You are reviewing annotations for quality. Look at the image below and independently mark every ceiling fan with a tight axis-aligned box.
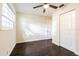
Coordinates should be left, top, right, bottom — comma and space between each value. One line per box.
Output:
33, 3, 64, 13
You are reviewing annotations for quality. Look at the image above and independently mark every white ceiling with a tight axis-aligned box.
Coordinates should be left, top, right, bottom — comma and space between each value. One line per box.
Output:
13, 3, 66, 16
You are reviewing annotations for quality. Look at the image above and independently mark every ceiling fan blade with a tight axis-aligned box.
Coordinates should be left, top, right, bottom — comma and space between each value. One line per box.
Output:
33, 5, 43, 9
43, 3, 48, 5
49, 5, 58, 9
43, 9, 46, 13
59, 4, 64, 8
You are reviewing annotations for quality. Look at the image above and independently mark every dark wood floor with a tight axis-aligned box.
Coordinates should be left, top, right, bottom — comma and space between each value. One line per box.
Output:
10, 39, 77, 56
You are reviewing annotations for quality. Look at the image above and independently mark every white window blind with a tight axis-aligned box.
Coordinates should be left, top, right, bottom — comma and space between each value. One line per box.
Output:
1, 3, 15, 30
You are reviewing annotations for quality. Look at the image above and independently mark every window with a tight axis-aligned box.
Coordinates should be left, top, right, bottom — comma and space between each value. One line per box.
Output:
1, 3, 15, 30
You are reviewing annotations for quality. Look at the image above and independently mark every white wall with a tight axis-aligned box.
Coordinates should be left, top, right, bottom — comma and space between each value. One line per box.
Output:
0, 3, 16, 56
16, 13, 52, 43
52, 3, 79, 55
52, 13, 59, 45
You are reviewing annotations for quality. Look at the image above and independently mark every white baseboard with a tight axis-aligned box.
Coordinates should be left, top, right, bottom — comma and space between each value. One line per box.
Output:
74, 51, 79, 56
8, 43, 16, 56
16, 38, 51, 44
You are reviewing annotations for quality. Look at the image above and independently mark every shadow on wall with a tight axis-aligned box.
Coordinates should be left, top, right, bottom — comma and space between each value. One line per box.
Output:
21, 21, 51, 40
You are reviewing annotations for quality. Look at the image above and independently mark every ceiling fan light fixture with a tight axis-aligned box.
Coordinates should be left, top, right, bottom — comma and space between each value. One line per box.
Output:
43, 4, 49, 9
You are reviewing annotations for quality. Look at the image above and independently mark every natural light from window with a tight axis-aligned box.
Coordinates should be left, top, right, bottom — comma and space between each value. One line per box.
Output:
1, 3, 15, 30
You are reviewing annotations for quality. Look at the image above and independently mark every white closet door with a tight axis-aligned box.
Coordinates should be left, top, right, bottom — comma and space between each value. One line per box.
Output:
60, 10, 76, 52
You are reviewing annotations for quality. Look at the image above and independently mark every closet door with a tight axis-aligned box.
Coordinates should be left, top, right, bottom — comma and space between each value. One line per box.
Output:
60, 10, 76, 52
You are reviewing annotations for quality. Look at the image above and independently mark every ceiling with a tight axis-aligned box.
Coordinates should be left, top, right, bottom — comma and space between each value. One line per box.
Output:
13, 3, 66, 16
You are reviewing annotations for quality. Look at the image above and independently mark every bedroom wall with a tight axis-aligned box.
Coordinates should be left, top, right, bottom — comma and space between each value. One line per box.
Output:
16, 13, 52, 43
0, 3, 16, 56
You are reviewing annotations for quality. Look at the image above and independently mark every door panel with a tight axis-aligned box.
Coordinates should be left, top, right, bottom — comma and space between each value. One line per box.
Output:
60, 10, 76, 52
